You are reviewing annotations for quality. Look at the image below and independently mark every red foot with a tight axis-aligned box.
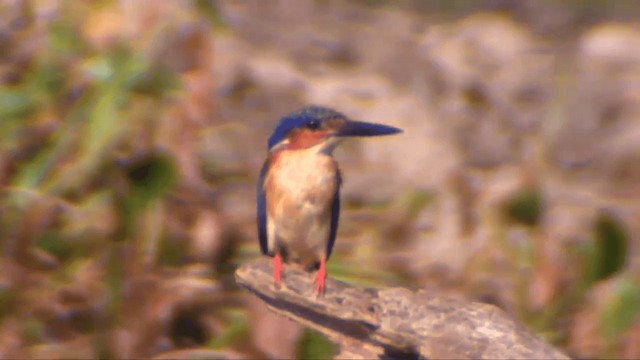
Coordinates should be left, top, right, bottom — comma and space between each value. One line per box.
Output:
314, 257, 327, 296
273, 252, 282, 287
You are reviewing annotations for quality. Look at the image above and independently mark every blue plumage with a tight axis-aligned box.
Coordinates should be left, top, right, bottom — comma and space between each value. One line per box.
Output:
268, 106, 344, 150
257, 160, 269, 255
326, 171, 341, 260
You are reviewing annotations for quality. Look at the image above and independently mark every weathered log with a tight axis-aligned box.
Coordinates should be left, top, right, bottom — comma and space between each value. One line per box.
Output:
235, 258, 569, 359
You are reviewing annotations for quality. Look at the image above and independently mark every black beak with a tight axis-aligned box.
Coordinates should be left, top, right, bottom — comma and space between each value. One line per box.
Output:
337, 120, 402, 137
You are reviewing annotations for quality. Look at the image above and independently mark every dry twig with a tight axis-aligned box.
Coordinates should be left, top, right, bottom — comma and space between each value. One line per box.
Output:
235, 258, 569, 359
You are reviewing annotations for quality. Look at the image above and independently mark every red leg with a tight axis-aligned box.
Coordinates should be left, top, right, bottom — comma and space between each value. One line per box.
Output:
273, 252, 282, 287
314, 256, 327, 295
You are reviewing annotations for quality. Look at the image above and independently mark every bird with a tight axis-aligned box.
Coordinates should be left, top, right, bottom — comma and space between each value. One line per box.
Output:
256, 106, 402, 295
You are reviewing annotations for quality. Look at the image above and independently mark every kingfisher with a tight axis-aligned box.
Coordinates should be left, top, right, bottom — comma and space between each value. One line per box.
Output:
256, 106, 402, 295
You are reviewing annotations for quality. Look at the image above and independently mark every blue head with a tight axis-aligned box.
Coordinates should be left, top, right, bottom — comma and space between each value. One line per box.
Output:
267, 106, 402, 151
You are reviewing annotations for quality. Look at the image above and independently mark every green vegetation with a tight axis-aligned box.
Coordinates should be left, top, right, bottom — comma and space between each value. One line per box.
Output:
504, 187, 543, 226
297, 329, 337, 359
593, 214, 628, 281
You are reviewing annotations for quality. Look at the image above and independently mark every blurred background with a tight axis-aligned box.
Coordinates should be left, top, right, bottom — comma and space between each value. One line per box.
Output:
1, 0, 640, 358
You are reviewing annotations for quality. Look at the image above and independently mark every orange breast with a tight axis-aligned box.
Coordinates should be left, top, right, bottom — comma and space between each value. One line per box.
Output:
263, 146, 339, 266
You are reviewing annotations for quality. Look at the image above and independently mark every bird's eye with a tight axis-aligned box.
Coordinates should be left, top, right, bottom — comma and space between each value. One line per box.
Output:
306, 120, 320, 130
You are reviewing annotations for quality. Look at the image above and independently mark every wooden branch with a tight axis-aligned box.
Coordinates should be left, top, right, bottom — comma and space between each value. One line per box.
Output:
235, 258, 569, 359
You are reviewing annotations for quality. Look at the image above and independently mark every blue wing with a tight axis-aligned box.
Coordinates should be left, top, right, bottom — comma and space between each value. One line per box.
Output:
325, 170, 342, 260
257, 160, 270, 255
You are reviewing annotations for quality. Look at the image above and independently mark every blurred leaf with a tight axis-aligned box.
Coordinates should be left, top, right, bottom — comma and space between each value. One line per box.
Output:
0, 87, 35, 121
23, 318, 45, 344
0, 286, 13, 319
126, 152, 178, 209
327, 257, 396, 288
9, 84, 94, 189
504, 188, 543, 226
62, 190, 114, 239
574, 240, 597, 284
35, 231, 73, 262
406, 189, 435, 219
42, 47, 149, 195
83, 57, 114, 82
158, 235, 188, 266
51, 258, 92, 285
47, 9, 89, 57
296, 329, 336, 360
27, 60, 68, 102
105, 244, 126, 327
513, 230, 535, 267
130, 65, 180, 98
12, 143, 59, 189
592, 214, 628, 281
83, 79, 126, 159
600, 276, 640, 339
195, 0, 227, 28
95, 333, 114, 360
207, 309, 250, 349
352, 0, 389, 8
117, 152, 177, 263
